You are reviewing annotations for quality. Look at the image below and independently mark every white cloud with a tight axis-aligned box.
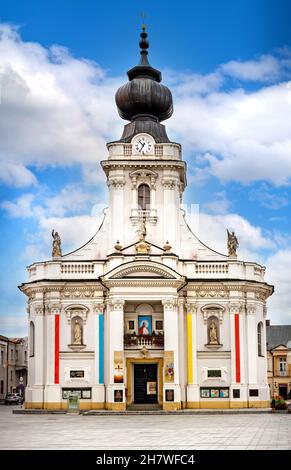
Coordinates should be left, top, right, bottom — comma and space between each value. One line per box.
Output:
169, 81, 291, 185
196, 211, 274, 262
1, 193, 36, 217
0, 23, 122, 187
203, 191, 231, 214
221, 55, 282, 82
266, 249, 291, 324
0, 162, 37, 187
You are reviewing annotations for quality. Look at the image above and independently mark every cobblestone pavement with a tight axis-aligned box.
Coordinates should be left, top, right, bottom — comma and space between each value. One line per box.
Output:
0, 406, 290, 450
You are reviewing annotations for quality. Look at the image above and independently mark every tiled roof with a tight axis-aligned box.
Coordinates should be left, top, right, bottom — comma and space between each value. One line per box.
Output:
266, 325, 291, 350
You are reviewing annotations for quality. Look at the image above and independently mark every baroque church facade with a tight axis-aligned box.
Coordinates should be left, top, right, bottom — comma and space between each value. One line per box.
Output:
20, 28, 273, 410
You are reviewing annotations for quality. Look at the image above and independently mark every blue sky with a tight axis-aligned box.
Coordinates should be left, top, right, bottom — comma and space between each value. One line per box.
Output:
0, 0, 291, 336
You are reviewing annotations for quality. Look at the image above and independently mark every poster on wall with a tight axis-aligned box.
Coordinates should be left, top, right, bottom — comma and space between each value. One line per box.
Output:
114, 351, 124, 383
138, 315, 152, 335
164, 351, 174, 383
147, 381, 157, 395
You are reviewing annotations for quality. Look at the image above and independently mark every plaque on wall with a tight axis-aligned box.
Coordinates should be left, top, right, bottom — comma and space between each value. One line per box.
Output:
114, 389, 123, 402
165, 389, 174, 402
70, 370, 85, 378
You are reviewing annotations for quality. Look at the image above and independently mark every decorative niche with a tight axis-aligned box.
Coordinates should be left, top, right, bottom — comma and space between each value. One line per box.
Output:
201, 305, 224, 350
65, 305, 88, 350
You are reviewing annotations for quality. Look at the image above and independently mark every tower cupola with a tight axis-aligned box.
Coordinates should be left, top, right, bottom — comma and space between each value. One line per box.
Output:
115, 25, 173, 142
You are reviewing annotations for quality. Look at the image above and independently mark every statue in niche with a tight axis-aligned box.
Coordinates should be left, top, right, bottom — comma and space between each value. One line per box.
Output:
52, 229, 62, 257
73, 319, 82, 345
209, 319, 218, 345
227, 229, 239, 257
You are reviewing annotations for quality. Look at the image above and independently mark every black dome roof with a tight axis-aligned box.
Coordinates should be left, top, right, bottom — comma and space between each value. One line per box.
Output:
114, 26, 173, 142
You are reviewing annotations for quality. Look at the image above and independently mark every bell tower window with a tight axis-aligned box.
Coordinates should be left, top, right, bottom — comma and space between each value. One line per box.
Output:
138, 184, 150, 211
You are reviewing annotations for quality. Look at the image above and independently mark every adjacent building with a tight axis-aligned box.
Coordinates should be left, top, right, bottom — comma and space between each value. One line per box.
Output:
20, 27, 273, 410
267, 323, 291, 399
0, 335, 28, 399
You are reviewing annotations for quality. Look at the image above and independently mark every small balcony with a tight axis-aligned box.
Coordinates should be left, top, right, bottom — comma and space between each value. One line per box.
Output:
124, 333, 164, 350
275, 370, 289, 377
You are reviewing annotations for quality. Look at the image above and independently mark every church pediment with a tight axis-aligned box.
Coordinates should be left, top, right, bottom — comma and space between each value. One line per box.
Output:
101, 260, 185, 286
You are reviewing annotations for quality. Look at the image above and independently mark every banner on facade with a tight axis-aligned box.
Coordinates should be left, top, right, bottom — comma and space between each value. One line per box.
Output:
114, 351, 124, 383
164, 351, 174, 383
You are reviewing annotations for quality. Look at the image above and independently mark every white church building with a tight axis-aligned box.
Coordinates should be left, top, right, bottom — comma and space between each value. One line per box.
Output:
20, 27, 273, 411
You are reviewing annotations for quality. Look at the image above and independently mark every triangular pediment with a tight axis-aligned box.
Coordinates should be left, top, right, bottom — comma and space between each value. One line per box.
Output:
271, 344, 289, 351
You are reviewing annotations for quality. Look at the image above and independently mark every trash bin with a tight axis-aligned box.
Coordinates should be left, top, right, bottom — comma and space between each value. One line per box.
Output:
67, 392, 80, 413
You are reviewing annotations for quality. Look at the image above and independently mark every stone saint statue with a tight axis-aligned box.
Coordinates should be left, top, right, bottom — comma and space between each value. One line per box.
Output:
52, 229, 62, 257
227, 229, 239, 258
209, 319, 218, 344
73, 320, 82, 345
138, 217, 147, 241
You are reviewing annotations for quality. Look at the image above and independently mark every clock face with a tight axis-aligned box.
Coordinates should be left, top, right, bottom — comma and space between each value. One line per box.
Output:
134, 137, 152, 154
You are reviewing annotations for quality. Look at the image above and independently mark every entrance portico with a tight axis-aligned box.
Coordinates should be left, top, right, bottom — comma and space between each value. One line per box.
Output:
100, 258, 186, 410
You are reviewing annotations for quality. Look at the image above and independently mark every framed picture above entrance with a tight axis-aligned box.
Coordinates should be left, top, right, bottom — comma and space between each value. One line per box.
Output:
138, 315, 152, 335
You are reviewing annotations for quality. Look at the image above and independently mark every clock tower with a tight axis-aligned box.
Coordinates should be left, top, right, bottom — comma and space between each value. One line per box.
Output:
102, 25, 186, 253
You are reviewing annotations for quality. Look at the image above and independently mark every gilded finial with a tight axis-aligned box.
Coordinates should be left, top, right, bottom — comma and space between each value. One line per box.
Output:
141, 12, 146, 31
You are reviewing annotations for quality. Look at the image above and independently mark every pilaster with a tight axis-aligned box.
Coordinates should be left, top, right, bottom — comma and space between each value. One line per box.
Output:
162, 298, 181, 410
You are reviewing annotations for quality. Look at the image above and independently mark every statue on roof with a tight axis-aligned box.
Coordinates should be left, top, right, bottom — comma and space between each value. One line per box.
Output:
227, 229, 239, 258
52, 229, 62, 258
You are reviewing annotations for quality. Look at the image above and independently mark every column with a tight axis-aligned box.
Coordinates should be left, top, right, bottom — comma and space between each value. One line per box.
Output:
131, 176, 138, 219
44, 303, 61, 409
162, 178, 179, 251
92, 302, 105, 408
178, 298, 186, 407
108, 175, 125, 247
229, 302, 248, 408
25, 302, 45, 409
149, 177, 157, 220
186, 302, 200, 408
106, 298, 125, 411
163, 298, 181, 410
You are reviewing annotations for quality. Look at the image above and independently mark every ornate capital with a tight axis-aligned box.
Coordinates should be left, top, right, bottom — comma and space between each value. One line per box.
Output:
162, 178, 176, 190
34, 305, 44, 316
107, 177, 125, 189
246, 303, 256, 315
228, 302, 243, 315
93, 302, 104, 314
186, 302, 198, 314
46, 304, 61, 316
162, 299, 178, 311
109, 299, 125, 311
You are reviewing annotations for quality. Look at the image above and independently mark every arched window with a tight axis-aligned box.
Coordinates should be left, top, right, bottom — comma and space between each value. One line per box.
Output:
257, 322, 263, 356
138, 184, 150, 211
29, 321, 35, 357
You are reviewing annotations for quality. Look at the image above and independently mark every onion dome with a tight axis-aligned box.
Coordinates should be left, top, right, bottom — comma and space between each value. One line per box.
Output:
115, 25, 173, 143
